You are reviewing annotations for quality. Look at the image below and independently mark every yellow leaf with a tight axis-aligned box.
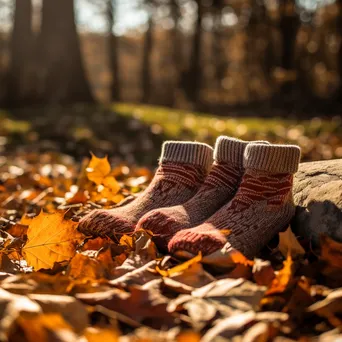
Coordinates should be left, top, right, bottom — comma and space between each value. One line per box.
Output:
156, 252, 202, 277
16, 313, 75, 342
200, 244, 254, 269
219, 229, 231, 236
278, 226, 305, 258
103, 176, 121, 194
86, 153, 111, 185
20, 214, 33, 226
266, 254, 294, 295
177, 332, 201, 342
93, 187, 123, 204
119, 234, 134, 249
22, 211, 84, 270
83, 327, 119, 342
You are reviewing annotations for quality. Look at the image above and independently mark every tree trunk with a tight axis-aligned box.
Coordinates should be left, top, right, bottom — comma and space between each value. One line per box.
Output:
279, 0, 300, 95
141, 9, 153, 103
7, 0, 34, 107
169, 0, 181, 106
38, 0, 94, 104
338, 0, 342, 101
108, 0, 120, 101
212, 12, 223, 89
182, 0, 203, 103
292, 159, 342, 246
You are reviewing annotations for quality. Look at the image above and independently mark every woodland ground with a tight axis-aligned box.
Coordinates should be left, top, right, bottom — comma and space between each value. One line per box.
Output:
0, 105, 342, 341
1, 104, 342, 164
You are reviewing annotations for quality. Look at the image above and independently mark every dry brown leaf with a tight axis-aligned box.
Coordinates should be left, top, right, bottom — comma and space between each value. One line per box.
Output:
191, 278, 245, 298
278, 226, 305, 258
201, 311, 256, 342
169, 262, 215, 289
225, 263, 253, 280
110, 259, 158, 286
0, 288, 42, 340
67, 248, 115, 280
162, 277, 194, 294
320, 234, 342, 269
183, 298, 217, 329
77, 284, 173, 327
7, 223, 28, 238
308, 288, 342, 328
242, 322, 273, 342
82, 236, 114, 251
66, 252, 107, 280
28, 293, 88, 333
13, 313, 77, 342
22, 211, 84, 270
0, 253, 20, 273
253, 259, 275, 286
201, 244, 254, 269
283, 277, 313, 315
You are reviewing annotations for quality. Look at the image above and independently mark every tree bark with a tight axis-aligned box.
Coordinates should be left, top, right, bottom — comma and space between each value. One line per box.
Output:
7, 0, 34, 107
338, 0, 342, 100
169, 0, 181, 106
38, 0, 94, 104
279, 0, 300, 94
108, 0, 120, 101
292, 159, 342, 246
279, 0, 300, 71
141, 8, 154, 103
182, 0, 203, 103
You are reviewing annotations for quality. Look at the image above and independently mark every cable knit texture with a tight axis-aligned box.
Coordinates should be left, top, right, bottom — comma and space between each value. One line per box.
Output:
136, 137, 250, 250
78, 141, 213, 240
168, 143, 301, 259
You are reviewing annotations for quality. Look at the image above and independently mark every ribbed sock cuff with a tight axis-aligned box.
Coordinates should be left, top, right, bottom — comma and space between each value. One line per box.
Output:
214, 137, 270, 166
159, 141, 213, 171
214, 136, 250, 167
244, 143, 301, 173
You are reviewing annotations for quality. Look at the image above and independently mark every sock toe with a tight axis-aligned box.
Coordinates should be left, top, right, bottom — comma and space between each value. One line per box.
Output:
168, 227, 226, 255
136, 210, 179, 234
137, 210, 179, 251
79, 209, 134, 239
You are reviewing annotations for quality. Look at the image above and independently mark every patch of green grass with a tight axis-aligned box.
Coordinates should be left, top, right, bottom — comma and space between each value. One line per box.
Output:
1, 104, 341, 163
113, 103, 342, 161
0, 110, 31, 134
114, 103, 341, 141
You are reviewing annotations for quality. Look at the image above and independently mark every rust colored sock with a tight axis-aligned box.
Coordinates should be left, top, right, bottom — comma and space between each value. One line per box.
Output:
168, 143, 301, 258
136, 137, 249, 250
78, 141, 213, 240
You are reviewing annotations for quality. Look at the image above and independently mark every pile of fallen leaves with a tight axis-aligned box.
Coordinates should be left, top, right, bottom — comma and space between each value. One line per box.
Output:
0, 152, 342, 342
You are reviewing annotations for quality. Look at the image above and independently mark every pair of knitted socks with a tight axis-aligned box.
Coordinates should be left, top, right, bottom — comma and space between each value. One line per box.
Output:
79, 137, 301, 258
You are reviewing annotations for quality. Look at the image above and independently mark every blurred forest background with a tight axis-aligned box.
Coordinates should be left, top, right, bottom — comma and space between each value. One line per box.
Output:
0, 0, 342, 165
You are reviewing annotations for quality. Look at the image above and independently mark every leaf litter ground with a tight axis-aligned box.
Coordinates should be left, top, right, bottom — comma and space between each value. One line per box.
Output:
0, 152, 342, 342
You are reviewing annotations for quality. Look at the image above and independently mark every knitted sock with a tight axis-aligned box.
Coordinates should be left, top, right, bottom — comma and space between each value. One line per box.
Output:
136, 137, 249, 250
78, 141, 213, 240
168, 143, 301, 259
